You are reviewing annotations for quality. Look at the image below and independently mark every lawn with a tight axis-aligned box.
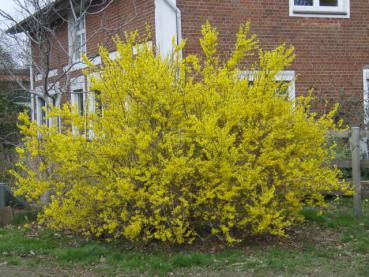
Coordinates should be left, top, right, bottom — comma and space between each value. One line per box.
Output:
1, 198, 369, 276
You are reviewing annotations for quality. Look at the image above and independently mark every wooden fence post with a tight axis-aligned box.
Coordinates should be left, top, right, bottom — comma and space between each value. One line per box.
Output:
0, 184, 5, 209
352, 127, 362, 218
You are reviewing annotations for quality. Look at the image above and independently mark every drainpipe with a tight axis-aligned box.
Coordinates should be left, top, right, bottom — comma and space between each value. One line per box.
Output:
29, 40, 35, 122
162, 0, 182, 47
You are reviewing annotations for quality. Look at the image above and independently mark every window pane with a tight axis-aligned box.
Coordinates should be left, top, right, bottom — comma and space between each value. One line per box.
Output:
95, 91, 103, 116
77, 93, 84, 115
294, 0, 313, 6
40, 98, 47, 124
320, 0, 338, 6
275, 81, 290, 98
81, 35, 86, 54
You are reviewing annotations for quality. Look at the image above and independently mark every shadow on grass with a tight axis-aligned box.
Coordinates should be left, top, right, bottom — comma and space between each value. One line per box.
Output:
1, 198, 369, 276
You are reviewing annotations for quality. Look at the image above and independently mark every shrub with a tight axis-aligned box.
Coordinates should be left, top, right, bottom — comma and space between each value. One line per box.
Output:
12, 22, 349, 244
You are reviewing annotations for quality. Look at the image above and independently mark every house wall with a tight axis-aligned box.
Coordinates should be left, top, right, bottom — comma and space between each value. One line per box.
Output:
32, 0, 369, 123
31, 0, 156, 119
85, 0, 155, 59
177, 0, 369, 119
33, 0, 155, 83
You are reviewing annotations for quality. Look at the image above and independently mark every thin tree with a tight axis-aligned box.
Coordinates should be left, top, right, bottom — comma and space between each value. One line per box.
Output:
0, 0, 130, 123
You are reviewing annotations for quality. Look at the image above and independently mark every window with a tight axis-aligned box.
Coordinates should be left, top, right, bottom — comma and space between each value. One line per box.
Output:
69, 15, 87, 63
276, 71, 295, 100
89, 90, 103, 115
71, 89, 86, 135
35, 86, 50, 127
290, 0, 349, 18
34, 84, 61, 127
72, 89, 85, 116
36, 96, 47, 126
87, 90, 102, 140
241, 71, 295, 100
71, 76, 87, 135
87, 73, 103, 116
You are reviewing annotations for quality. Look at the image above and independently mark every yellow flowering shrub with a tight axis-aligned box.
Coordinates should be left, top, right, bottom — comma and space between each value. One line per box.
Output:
12, 22, 349, 244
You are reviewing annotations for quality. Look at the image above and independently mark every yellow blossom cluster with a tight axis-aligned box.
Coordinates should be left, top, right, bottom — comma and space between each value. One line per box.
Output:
12, 22, 349, 244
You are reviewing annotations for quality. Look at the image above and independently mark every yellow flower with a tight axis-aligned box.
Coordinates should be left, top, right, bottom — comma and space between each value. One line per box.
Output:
12, 21, 350, 245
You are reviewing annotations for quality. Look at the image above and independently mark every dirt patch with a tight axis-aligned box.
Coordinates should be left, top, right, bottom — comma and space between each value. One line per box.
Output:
0, 265, 99, 277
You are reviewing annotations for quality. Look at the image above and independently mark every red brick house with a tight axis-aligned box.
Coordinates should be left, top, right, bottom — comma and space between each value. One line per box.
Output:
7, 0, 369, 124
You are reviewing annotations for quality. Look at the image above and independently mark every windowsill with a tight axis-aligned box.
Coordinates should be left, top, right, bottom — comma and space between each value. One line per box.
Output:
64, 52, 119, 73
290, 2, 350, 19
290, 9, 350, 18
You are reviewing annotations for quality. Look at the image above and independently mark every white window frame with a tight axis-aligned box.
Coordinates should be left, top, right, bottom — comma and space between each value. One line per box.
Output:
86, 73, 103, 139
276, 71, 296, 100
35, 87, 47, 127
240, 70, 296, 100
71, 76, 86, 114
68, 14, 87, 63
71, 76, 87, 135
46, 82, 61, 127
35, 86, 58, 127
289, 0, 350, 18
87, 73, 101, 115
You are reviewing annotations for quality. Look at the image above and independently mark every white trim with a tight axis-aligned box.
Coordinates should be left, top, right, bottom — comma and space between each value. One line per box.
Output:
362, 69, 369, 158
276, 71, 296, 100
87, 73, 101, 114
289, 0, 350, 18
240, 70, 296, 100
14, 102, 31, 107
86, 73, 103, 139
35, 69, 59, 82
63, 51, 119, 73
70, 76, 85, 92
363, 69, 369, 125
34, 84, 61, 127
35, 87, 44, 126
109, 51, 120, 60
70, 76, 87, 135
92, 56, 102, 65
155, 0, 182, 57
29, 43, 35, 122
49, 69, 58, 78
68, 13, 87, 64
35, 96, 46, 126
48, 81, 61, 97
64, 62, 88, 73
132, 42, 153, 55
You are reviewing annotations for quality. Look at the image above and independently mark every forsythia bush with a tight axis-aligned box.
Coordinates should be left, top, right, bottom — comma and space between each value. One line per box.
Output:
13, 22, 349, 244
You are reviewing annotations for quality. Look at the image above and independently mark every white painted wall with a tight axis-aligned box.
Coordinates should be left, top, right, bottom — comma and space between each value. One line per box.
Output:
155, 0, 178, 57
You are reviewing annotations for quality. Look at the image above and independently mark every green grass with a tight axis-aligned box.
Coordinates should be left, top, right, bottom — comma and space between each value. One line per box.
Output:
1, 199, 369, 276
11, 209, 38, 226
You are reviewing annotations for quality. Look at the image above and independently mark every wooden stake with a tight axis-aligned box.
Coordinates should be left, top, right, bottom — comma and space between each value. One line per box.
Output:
352, 127, 362, 218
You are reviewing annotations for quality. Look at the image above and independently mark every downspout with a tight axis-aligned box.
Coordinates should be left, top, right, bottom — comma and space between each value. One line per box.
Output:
29, 39, 35, 122
162, 0, 182, 47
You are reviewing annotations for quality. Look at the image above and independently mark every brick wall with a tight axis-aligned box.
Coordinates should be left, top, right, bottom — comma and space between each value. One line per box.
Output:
177, 0, 369, 118
33, 0, 155, 84
31, 0, 155, 111
85, 0, 155, 60
32, 0, 369, 120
